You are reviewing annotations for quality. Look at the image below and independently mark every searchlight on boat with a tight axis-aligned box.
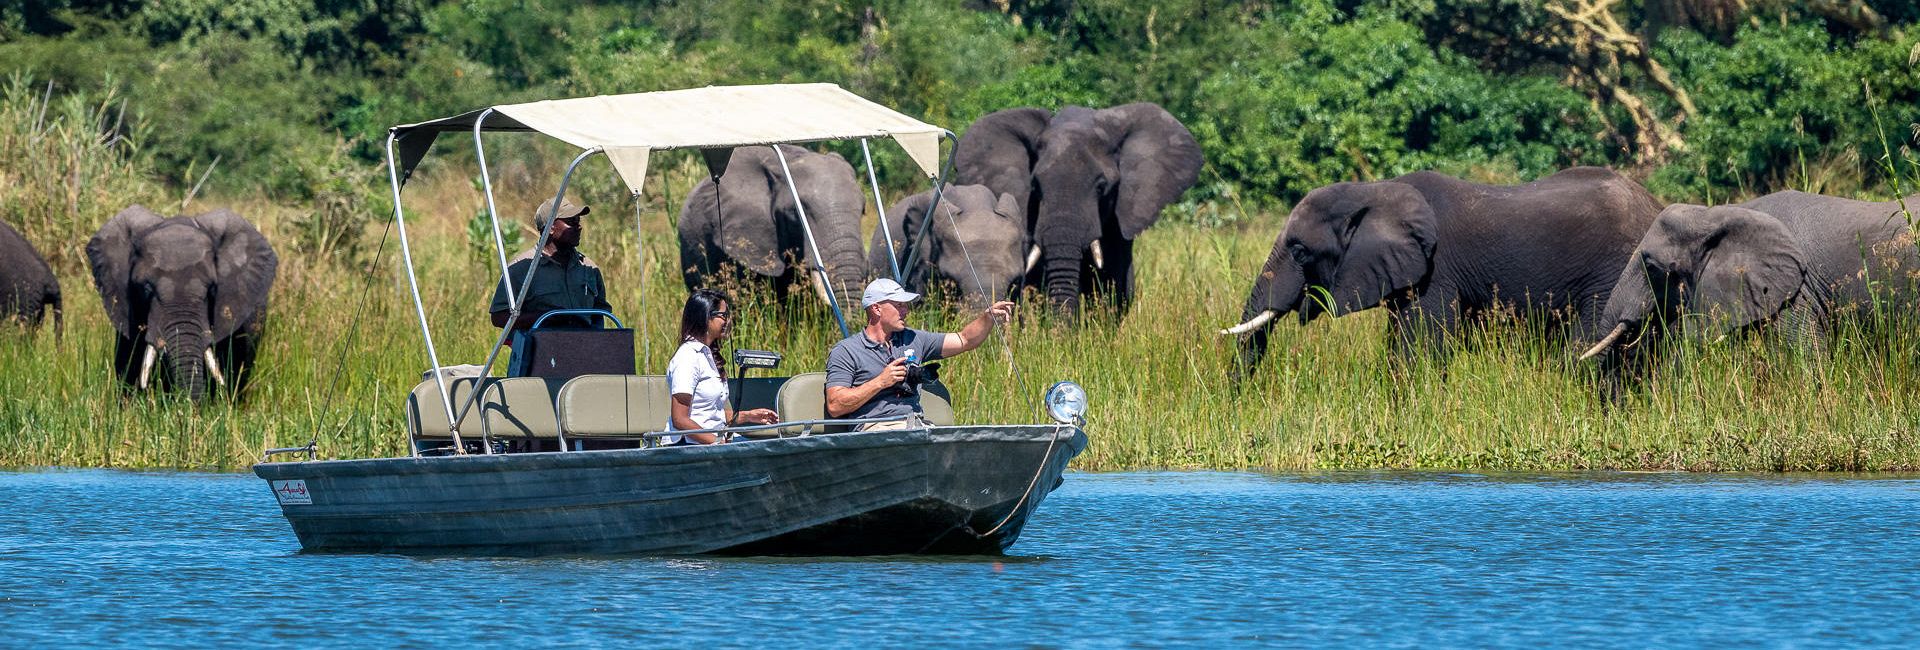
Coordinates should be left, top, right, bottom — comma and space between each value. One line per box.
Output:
1046, 381, 1088, 425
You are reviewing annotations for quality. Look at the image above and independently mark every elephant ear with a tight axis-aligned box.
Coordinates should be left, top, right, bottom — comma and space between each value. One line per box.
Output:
993, 190, 1023, 223
1100, 103, 1203, 239
1693, 206, 1807, 329
1327, 182, 1438, 314
192, 208, 279, 341
714, 147, 785, 276
86, 204, 167, 339
955, 108, 1050, 217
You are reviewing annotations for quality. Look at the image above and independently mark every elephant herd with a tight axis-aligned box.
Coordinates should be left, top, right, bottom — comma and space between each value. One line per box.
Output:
1222, 167, 1920, 379
679, 102, 1205, 317
4, 101, 1914, 402
0, 205, 278, 401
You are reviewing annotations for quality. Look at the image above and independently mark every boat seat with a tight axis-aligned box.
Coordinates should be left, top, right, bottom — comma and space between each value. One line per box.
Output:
770, 372, 829, 436
921, 388, 954, 426
555, 374, 672, 439
480, 377, 562, 439
405, 377, 485, 441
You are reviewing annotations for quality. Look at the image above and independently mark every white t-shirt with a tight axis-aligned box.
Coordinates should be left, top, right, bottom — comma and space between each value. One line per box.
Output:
666, 340, 729, 437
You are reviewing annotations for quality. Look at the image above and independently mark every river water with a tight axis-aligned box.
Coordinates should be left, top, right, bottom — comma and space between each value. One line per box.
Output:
2, 470, 1917, 647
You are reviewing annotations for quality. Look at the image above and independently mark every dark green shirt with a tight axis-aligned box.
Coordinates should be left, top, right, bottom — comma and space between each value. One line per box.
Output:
488, 247, 611, 329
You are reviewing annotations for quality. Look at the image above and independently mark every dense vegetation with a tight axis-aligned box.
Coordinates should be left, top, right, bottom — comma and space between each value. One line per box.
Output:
1, 1, 1918, 470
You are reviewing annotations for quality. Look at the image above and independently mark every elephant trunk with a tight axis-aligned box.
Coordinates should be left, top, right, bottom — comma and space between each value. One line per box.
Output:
1229, 253, 1307, 382
1040, 247, 1082, 315
1584, 254, 1663, 361
154, 307, 213, 401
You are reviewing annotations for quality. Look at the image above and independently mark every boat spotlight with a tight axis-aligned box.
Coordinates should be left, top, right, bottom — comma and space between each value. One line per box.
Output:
1045, 381, 1088, 425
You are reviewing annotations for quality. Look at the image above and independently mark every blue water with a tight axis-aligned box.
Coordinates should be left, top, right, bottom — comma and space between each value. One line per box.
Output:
2, 470, 1918, 647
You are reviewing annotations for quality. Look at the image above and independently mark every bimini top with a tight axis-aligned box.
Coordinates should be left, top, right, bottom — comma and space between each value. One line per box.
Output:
389, 83, 948, 196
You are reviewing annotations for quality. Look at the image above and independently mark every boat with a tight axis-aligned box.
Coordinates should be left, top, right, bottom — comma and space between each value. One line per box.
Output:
252, 84, 1090, 556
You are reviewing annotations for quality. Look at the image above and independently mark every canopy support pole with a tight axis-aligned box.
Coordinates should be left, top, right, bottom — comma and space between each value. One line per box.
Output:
632, 187, 649, 370
473, 108, 517, 308
773, 146, 851, 338
449, 147, 603, 435
385, 131, 464, 456
861, 139, 902, 284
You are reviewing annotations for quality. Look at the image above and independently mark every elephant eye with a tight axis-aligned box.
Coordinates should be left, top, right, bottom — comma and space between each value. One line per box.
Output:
1287, 243, 1311, 266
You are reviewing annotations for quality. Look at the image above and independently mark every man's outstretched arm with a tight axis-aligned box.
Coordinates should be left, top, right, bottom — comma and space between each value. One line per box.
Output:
942, 301, 1015, 357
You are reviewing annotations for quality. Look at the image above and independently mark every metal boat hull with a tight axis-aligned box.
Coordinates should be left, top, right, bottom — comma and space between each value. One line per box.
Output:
253, 425, 1085, 556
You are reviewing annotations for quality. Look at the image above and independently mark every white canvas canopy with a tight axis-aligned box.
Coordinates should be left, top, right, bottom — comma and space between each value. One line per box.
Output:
390, 83, 949, 195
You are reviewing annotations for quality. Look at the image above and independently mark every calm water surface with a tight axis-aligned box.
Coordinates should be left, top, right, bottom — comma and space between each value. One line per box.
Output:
2, 470, 1917, 647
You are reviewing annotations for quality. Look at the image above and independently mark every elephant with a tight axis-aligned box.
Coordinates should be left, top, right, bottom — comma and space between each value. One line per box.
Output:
679, 144, 870, 317
868, 183, 1028, 309
954, 103, 1203, 317
87, 205, 278, 399
1223, 167, 1665, 377
1580, 192, 1920, 360
0, 218, 61, 333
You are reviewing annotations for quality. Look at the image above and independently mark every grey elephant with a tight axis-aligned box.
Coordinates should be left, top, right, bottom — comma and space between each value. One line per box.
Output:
1223, 167, 1664, 377
679, 144, 870, 315
87, 205, 278, 399
1580, 193, 1920, 360
954, 103, 1203, 316
0, 218, 61, 333
869, 184, 1027, 309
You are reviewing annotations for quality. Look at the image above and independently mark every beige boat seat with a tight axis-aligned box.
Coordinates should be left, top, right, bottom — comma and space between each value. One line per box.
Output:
921, 389, 954, 426
406, 377, 485, 441
480, 377, 562, 439
556, 374, 672, 440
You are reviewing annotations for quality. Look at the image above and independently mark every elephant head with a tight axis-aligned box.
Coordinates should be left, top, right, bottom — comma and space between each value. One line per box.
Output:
87, 205, 278, 399
871, 184, 1027, 309
955, 103, 1202, 316
696, 144, 870, 312
1222, 180, 1437, 377
1580, 204, 1811, 360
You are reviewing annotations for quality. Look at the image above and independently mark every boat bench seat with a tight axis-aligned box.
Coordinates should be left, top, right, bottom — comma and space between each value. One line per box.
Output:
556, 374, 672, 439
406, 377, 486, 441
480, 377, 565, 439
772, 372, 953, 436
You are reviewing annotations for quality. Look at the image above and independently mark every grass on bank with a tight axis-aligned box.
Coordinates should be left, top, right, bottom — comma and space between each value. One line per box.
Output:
1, 83, 1917, 472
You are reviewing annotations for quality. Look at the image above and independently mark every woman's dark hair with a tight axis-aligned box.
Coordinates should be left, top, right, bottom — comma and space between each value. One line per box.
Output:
679, 288, 731, 379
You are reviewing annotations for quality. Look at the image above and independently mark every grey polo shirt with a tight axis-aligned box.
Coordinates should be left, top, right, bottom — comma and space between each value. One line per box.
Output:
488, 247, 610, 329
825, 328, 949, 420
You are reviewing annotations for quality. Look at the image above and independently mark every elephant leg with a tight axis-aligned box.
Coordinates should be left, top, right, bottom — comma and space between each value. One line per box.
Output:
111, 335, 140, 387
1103, 235, 1137, 317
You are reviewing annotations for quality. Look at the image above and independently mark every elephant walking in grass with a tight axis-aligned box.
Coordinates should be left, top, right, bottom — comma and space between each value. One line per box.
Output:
955, 103, 1203, 318
87, 205, 278, 400
1580, 192, 1920, 361
679, 145, 870, 316
869, 184, 1028, 309
0, 218, 61, 333
1223, 167, 1664, 378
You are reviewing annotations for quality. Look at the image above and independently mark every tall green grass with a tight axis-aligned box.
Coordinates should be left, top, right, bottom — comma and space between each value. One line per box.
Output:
1, 82, 1917, 472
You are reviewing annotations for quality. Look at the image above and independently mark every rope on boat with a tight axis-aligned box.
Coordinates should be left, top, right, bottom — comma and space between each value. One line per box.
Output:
975, 421, 1069, 538
302, 218, 394, 455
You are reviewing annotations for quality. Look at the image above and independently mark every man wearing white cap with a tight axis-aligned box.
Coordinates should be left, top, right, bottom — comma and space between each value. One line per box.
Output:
825, 279, 1014, 431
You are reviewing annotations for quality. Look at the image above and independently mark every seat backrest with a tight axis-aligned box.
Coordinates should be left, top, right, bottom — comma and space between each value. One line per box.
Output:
921, 388, 954, 426
481, 377, 561, 439
406, 377, 484, 440
556, 374, 672, 438
775, 372, 828, 425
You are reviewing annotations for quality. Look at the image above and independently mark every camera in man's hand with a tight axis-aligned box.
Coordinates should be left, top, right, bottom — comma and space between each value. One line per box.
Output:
894, 348, 941, 397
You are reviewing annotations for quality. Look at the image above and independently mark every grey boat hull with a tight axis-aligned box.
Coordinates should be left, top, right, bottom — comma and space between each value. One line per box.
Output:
253, 425, 1086, 556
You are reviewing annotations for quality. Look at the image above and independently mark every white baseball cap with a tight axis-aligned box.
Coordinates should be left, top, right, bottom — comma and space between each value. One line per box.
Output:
861, 278, 921, 308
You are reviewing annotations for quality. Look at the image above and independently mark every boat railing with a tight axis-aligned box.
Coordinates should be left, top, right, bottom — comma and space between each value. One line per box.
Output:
656, 413, 923, 441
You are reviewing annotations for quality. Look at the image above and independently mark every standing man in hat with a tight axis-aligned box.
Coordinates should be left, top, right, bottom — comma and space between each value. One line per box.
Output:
489, 197, 611, 331
824, 278, 1014, 431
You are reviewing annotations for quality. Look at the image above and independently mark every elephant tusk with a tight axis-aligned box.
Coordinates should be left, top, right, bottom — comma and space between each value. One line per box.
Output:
1220, 310, 1277, 336
1024, 245, 1041, 274
1089, 240, 1105, 270
810, 269, 831, 306
205, 348, 227, 388
1578, 323, 1630, 361
136, 344, 156, 389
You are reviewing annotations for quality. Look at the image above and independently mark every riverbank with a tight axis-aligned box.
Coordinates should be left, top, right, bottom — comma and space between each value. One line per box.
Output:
2, 158, 1915, 472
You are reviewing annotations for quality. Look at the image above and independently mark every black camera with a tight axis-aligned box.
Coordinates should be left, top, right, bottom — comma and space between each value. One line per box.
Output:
896, 361, 941, 397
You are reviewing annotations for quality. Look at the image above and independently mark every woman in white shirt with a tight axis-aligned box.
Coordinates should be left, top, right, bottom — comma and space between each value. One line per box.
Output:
668, 289, 778, 444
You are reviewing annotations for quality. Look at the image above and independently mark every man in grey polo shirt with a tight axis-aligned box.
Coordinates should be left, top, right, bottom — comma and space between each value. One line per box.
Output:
825, 279, 1014, 430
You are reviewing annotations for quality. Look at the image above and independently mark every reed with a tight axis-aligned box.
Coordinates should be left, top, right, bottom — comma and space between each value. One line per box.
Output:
1, 88, 1915, 472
